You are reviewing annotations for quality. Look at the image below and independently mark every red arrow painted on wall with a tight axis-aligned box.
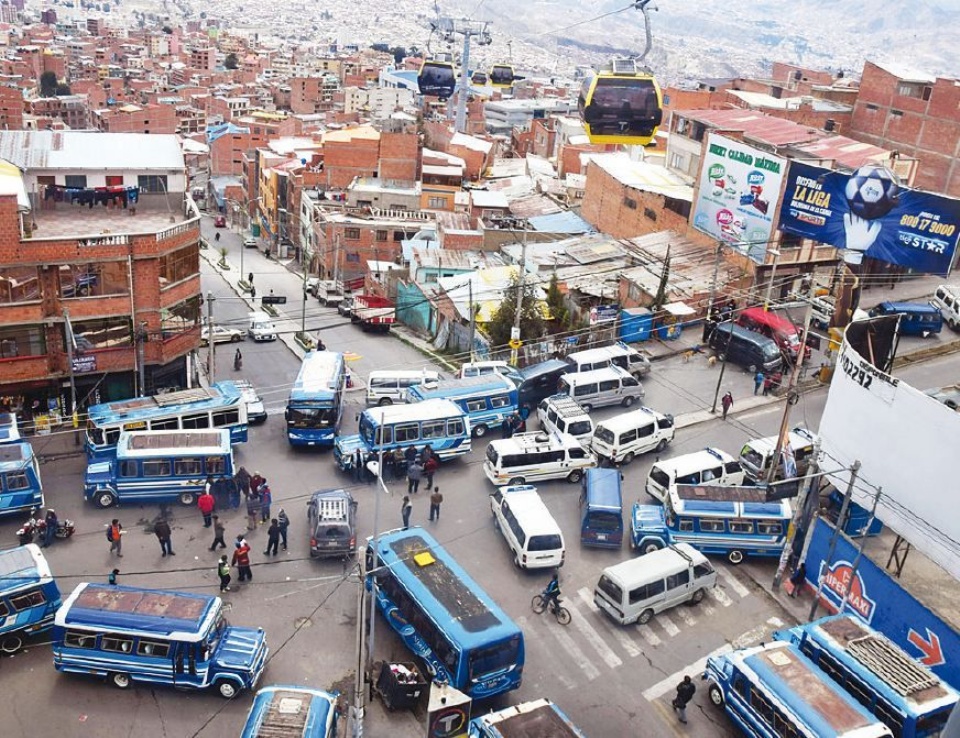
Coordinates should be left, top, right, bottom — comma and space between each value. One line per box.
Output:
907, 628, 945, 667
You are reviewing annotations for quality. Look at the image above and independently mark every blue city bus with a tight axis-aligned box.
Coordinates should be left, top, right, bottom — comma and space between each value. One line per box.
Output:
241, 685, 339, 738
53, 583, 268, 698
406, 374, 517, 438
0, 544, 62, 653
365, 527, 524, 699
84, 429, 233, 509
286, 351, 346, 447
85, 382, 248, 461
775, 615, 959, 738
631, 484, 791, 565
334, 399, 471, 473
0, 441, 43, 517
705, 640, 894, 738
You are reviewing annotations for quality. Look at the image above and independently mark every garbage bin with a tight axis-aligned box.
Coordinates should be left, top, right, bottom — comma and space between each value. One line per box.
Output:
374, 661, 426, 711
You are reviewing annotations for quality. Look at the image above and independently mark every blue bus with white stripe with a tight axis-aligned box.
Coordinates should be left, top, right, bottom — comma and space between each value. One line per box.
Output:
774, 615, 958, 738
704, 640, 893, 738
334, 399, 471, 473
242, 685, 339, 738
631, 484, 791, 565
365, 527, 524, 699
53, 583, 268, 698
83, 429, 233, 509
406, 374, 517, 438
0, 544, 61, 653
0, 440, 43, 517
85, 382, 248, 461
286, 351, 347, 447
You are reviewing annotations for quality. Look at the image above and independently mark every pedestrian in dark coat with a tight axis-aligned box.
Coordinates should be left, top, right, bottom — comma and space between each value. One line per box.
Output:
225, 475, 241, 509
154, 518, 174, 556
404, 445, 418, 466
209, 515, 226, 550
259, 484, 272, 522
354, 448, 364, 481
789, 562, 807, 598
277, 508, 289, 550
236, 466, 251, 499
407, 459, 424, 495
250, 471, 265, 496
673, 675, 697, 724
391, 447, 406, 480
246, 493, 259, 531
401, 496, 412, 529
264, 519, 280, 556
501, 417, 514, 439
721, 391, 734, 420
423, 455, 439, 489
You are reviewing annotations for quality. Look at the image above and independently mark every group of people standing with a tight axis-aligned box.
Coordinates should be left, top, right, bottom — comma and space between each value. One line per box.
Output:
500, 411, 528, 439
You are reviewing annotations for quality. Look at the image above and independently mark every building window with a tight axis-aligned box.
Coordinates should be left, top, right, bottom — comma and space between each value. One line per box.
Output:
623, 197, 637, 210
137, 175, 168, 194
0, 266, 41, 304
158, 246, 200, 288
0, 324, 45, 359
72, 317, 133, 350
376, 230, 388, 241
393, 231, 406, 242
627, 283, 641, 302
780, 232, 803, 250
428, 196, 446, 209
344, 228, 361, 240
161, 295, 200, 337
64, 175, 87, 188
664, 197, 691, 219
644, 207, 657, 221
890, 109, 903, 118
865, 103, 879, 111
59, 262, 129, 298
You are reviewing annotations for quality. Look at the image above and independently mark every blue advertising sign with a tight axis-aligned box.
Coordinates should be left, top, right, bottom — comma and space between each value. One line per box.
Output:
779, 161, 960, 275
805, 517, 960, 689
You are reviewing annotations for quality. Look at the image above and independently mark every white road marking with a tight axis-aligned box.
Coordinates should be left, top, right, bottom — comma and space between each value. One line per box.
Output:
515, 617, 576, 690
654, 612, 680, 637
578, 588, 642, 658
708, 586, 733, 607
716, 567, 751, 599
675, 607, 698, 627
636, 624, 662, 647
702, 603, 716, 616
549, 622, 602, 681
642, 643, 734, 701
566, 600, 623, 669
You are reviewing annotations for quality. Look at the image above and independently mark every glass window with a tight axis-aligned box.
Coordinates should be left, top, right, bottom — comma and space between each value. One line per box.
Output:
181, 413, 210, 429
174, 458, 202, 475
158, 246, 200, 288
420, 420, 446, 439
137, 175, 168, 194
666, 570, 690, 589
573, 384, 596, 397
142, 460, 171, 476
10, 590, 45, 610
101, 635, 135, 653
212, 409, 240, 427
569, 447, 586, 459
206, 456, 226, 475
637, 423, 653, 438
599, 379, 619, 392
65, 175, 88, 188
394, 423, 420, 443
119, 460, 138, 477
137, 640, 170, 658
447, 419, 464, 436
0, 266, 41, 304
0, 324, 46, 359
64, 630, 97, 649
700, 520, 725, 532
59, 262, 129, 299
4, 472, 28, 490
344, 228, 361, 240
149, 417, 179, 431
0, 601, 7, 617
693, 562, 714, 578
162, 296, 201, 337
678, 518, 694, 531
757, 521, 782, 535
375, 230, 388, 241
490, 396, 510, 408
620, 429, 638, 443
72, 317, 133, 350
729, 521, 754, 534
465, 399, 486, 412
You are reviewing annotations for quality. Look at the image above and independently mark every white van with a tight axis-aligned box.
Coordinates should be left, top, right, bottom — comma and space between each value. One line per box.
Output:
594, 543, 716, 625
489, 484, 565, 569
557, 366, 644, 413
645, 447, 743, 502
537, 395, 594, 443
738, 426, 817, 482
366, 370, 440, 406
247, 311, 277, 342
459, 361, 522, 382
564, 342, 652, 378
933, 285, 960, 331
591, 406, 675, 465
484, 431, 597, 486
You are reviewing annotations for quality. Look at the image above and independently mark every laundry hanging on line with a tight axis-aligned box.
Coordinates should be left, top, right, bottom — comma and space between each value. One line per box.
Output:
41, 184, 141, 209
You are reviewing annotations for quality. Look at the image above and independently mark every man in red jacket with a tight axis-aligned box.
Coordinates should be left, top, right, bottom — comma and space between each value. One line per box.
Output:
198, 489, 215, 528
232, 536, 252, 582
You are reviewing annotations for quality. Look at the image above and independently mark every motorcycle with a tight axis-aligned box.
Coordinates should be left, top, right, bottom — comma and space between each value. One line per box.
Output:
16, 512, 75, 546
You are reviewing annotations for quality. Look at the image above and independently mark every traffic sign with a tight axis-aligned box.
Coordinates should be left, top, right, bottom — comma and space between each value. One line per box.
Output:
508, 338, 522, 350
261, 294, 287, 305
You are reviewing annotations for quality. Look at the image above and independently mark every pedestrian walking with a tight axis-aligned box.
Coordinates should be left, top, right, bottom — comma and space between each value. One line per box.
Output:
264, 519, 280, 556
210, 515, 226, 551
277, 508, 289, 550
721, 391, 734, 420
154, 517, 175, 556
246, 492, 260, 531
250, 284, 256, 299
501, 416, 514, 439
198, 487, 215, 527
763, 374, 773, 396
672, 675, 697, 724
225, 475, 241, 509
429, 487, 443, 522
107, 519, 123, 557
354, 447, 365, 482
407, 458, 423, 495
248, 272, 254, 286
217, 555, 231, 592
754, 370, 765, 395
108, 568, 120, 586
401, 496, 413, 530
233, 536, 253, 582
423, 454, 439, 489
236, 466, 251, 500
259, 483, 272, 522
789, 562, 807, 598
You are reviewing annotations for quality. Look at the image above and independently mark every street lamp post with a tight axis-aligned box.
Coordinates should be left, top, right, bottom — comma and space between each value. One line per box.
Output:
235, 196, 262, 290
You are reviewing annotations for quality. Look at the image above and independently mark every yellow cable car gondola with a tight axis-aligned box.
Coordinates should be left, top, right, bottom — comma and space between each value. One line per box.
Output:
418, 60, 457, 100
578, 59, 663, 146
489, 64, 515, 88
471, 71, 488, 86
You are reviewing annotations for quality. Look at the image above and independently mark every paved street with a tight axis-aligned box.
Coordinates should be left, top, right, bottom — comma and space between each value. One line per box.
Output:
0, 217, 957, 737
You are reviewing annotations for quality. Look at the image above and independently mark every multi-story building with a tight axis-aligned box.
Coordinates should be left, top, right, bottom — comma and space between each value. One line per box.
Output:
0, 131, 201, 421
92, 102, 178, 134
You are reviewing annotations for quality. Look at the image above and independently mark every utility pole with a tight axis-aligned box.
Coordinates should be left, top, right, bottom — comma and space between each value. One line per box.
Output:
510, 233, 527, 367
138, 322, 147, 398
809, 460, 860, 621
468, 279, 476, 362
706, 241, 723, 319
772, 440, 820, 591
763, 248, 782, 311
63, 309, 79, 445
206, 291, 215, 382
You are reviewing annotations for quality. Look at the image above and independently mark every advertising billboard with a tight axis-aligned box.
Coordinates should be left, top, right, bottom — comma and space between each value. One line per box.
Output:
779, 161, 960, 275
692, 133, 787, 263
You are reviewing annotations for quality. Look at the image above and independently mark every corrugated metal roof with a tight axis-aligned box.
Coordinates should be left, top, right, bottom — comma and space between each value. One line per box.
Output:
790, 137, 891, 170
673, 108, 823, 147
0, 131, 184, 171
528, 211, 594, 234
586, 153, 694, 202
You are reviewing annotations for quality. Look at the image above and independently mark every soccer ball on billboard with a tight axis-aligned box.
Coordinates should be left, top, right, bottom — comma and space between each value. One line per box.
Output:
844, 165, 900, 220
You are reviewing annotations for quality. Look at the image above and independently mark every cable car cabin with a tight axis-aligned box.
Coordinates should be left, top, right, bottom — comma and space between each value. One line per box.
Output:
578, 61, 663, 146
418, 61, 456, 100
489, 64, 515, 88
472, 71, 488, 86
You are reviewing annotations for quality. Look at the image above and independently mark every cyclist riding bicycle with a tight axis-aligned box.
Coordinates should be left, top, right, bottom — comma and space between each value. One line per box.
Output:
543, 571, 561, 610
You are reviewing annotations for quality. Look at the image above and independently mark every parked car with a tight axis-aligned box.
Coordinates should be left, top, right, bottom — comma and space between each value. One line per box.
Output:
234, 380, 267, 424
200, 325, 244, 346
214, 215, 226, 228
304, 277, 320, 296
243, 238, 258, 249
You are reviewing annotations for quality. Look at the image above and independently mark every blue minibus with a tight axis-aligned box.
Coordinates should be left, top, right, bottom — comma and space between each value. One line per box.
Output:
53, 583, 268, 698
286, 350, 347, 447
0, 440, 43, 517
704, 640, 894, 738
406, 374, 517, 438
365, 527, 524, 699
0, 544, 62, 653
579, 467, 623, 549
775, 615, 958, 738
83, 429, 233, 509
631, 484, 791, 565
85, 381, 248, 461
242, 685, 339, 738
869, 302, 943, 337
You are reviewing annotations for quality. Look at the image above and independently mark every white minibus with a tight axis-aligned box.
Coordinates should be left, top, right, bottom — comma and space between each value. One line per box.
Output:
591, 406, 674, 465
484, 431, 596, 486
489, 485, 565, 569
366, 370, 440, 406
645, 447, 743, 502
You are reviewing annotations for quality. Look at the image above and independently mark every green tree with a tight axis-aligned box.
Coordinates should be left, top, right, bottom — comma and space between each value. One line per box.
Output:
545, 272, 571, 332
224, 53, 239, 70
39, 71, 58, 97
484, 274, 547, 347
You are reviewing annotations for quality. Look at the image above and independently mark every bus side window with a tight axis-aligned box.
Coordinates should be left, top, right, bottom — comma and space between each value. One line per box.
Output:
733, 673, 747, 697
10, 590, 45, 610
394, 423, 419, 443
182, 413, 210, 429
0, 600, 8, 617
421, 421, 444, 439
447, 419, 464, 436
137, 640, 170, 658
119, 460, 138, 478
64, 630, 97, 649
101, 635, 135, 653
205, 456, 225, 475
142, 460, 171, 477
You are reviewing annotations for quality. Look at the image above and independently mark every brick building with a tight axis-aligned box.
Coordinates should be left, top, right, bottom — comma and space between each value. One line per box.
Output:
93, 103, 178, 134
0, 131, 201, 419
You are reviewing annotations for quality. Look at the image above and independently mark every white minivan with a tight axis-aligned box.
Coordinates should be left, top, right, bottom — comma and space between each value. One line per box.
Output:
594, 543, 716, 625
537, 395, 594, 444
484, 431, 597, 486
247, 311, 277, 342
557, 366, 644, 413
645, 447, 743, 502
738, 426, 817, 482
366, 370, 440, 406
932, 284, 960, 331
564, 342, 652, 378
591, 406, 674, 465
489, 484, 565, 569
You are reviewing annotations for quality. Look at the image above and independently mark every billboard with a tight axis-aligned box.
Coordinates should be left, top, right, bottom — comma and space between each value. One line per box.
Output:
779, 161, 960, 275
818, 334, 960, 581
692, 133, 787, 263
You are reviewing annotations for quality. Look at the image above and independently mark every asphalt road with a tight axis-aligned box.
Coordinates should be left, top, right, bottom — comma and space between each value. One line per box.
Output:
0, 229, 956, 737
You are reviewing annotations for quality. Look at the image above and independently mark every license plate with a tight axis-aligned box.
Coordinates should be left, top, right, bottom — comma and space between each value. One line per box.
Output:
326, 541, 340, 547
597, 534, 607, 540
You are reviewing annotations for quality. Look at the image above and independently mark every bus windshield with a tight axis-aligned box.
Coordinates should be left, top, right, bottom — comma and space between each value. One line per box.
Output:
288, 407, 337, 427
468, 636, 521, 680
740, 446, 765, 469
594, 426, 615, 445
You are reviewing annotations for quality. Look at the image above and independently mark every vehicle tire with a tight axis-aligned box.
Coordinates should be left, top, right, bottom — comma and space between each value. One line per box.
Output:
508, 477, 525, 485
556, 607, 572, 626
637, 609, 654, 625
95, 490, 116, 509
655, 439, 669, 453
111, 672, 131, 690
217, 680, 239, 699
531, 595, 546, 614
179, 492, 196, 506
727, 549, 745, 565
231, 335, 242, 342
567, 469, 583, 484
621, 451, 635, 465
1, 635, 23, 653
581, 404, 592, 414
622, 396, 635, 408
472, 424, 487, 438
513, 552, 522, 569
642, 541, 662, 555
708, 683, 724, 707
378, 398, 393, 406
717, 352, 726, 363
689, 588, 705, 605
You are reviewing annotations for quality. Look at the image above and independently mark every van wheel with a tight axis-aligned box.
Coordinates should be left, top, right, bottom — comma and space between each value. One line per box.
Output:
727, 549, 745, 565
513, 552, 522, 569
217, 680, 239, 699
717, 352, 726, 363
95, 490, 116, 509
179, 492, 196, 506
1, 635, 23, 653
637, 609, 654, 625
655, 439, 668, 453
111, 672, 131, 689
508, 477, 525, 485
581, 404, 592, 414
378, 397, 393, 406
689, 588, 705, 605
622, 396, 635, 408
472, 424, 487, 438
621, 451, 635, 465
709, 683, 725, 707
567, 469, 583, 484
642, 541, 662, 555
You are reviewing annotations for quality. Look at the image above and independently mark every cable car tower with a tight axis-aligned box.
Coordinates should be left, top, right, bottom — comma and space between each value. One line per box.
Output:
440, 17, 492, 133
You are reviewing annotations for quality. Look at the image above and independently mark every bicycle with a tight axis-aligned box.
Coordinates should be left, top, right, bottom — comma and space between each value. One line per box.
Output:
531, 592, 571, 625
